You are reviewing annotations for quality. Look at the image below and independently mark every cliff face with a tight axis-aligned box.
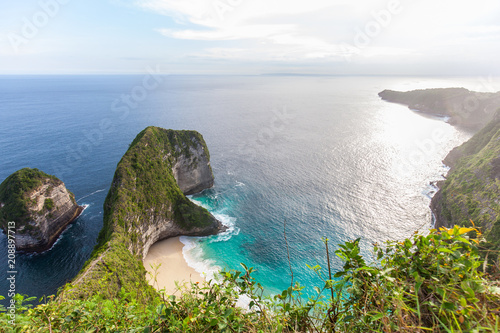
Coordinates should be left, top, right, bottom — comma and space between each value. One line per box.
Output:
173, 144, 214, 195
430, 111, 500, 251
63, 127, 223, 300
379, 88, 500, 130
0, 168, 83, 252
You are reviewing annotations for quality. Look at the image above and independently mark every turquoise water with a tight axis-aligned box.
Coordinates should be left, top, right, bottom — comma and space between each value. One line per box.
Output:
0, 75, 475, 300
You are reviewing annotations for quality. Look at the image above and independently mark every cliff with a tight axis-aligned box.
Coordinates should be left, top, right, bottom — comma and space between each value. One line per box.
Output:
379, 88, 500, 256
379, 88, 500, 130
430, 110, 500, 252
0, 168, 83, 253
62, 126, 224, 300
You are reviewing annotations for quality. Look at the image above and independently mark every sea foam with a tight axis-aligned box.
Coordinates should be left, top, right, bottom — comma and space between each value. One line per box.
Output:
182, 197, 239, 281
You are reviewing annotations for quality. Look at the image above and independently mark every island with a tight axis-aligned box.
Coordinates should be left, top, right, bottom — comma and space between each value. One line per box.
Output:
62, 126, 225, 300
0, 168, 83, 253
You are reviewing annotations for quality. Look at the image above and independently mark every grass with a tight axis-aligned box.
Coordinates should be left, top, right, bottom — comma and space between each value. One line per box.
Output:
0, 168, 61, 227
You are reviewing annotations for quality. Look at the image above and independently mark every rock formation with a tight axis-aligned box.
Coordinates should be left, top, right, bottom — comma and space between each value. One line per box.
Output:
172, 144, 214, 195
0, 168, 83, 252
63, 127, 224, 300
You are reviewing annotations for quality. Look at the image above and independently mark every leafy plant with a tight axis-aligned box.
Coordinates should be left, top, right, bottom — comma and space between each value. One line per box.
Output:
2, 227, 498, 332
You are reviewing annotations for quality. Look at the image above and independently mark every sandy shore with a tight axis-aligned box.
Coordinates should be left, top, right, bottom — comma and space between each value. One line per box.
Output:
144, 237, 204, 295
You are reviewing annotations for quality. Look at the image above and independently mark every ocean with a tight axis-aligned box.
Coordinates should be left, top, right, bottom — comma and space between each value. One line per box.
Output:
0, 75, 476, 300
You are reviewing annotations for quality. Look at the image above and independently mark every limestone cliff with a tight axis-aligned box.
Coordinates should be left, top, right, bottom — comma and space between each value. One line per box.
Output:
430, 110, 500, 251
172, 143, 214, 195
63, 127, 224, 300
379, 88, 500, 130
0, 168, 83, 253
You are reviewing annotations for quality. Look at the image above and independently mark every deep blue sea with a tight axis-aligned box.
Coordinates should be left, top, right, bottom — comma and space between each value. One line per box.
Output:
0, 75, 476, 300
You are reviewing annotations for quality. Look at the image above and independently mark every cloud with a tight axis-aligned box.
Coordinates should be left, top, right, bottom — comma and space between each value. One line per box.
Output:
157, 24, 296, 41
137, 0, 500, 69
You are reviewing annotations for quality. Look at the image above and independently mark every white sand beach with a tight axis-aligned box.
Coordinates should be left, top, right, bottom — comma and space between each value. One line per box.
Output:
143, 237, 204, 295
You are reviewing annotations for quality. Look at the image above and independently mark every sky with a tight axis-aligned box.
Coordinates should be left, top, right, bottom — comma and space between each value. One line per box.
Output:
0, 0, 499, 75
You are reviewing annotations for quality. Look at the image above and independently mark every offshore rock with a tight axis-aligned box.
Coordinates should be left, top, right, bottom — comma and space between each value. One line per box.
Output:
0, 168, 83, 253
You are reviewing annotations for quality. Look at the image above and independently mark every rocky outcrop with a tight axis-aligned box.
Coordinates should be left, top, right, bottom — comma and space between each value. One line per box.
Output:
100, 126, 224, 258
172, 144, 214, 195
379, 88, 500, 130
0, 168, 83, 253
63, 127, 224, 300
137, 203, 221, 259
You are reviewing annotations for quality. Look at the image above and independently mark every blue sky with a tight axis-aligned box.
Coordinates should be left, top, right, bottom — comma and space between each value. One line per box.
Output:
1, 0, 500, 75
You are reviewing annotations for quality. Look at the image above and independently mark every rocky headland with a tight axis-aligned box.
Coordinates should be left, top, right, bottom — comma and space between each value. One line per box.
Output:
379, 88, 500, 130
0, 168, 83, 253
62, 126, 224, 300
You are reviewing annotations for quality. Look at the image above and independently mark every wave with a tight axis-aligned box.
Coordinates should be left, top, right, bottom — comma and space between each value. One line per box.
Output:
422, 163, 449, 199
179, 236, 220, 281
183, 188, 240, 282
77, 188, 107, 203
210, 213, 240, 243
180, 213, 239, 279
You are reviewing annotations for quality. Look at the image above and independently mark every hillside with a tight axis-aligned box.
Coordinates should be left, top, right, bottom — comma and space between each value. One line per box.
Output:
431, 110, 500, 254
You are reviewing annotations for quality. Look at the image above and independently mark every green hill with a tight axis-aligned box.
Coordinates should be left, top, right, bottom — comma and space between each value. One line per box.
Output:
0, 168, 59, 225
431, 110, 500, 255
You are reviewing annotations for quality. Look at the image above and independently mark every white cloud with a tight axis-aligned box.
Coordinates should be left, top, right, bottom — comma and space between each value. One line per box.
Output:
137, 0, 500, 69
158, 24, 296, 41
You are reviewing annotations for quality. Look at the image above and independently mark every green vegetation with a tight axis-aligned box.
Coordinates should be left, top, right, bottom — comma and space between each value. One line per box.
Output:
2, 227, 499, 332
99, 126, 215, 250
0, 168, 60, 227
432, 110, 500, 258
2, 124, 500, 331
61, 127, 218, 301
43, 199, 54, 211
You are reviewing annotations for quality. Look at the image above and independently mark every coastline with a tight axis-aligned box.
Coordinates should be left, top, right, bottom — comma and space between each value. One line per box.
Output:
144, 237, 204, 295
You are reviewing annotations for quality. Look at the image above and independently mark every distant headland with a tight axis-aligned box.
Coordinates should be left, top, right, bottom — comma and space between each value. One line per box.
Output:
379, 87, 500, 131
380, 88, 500, 257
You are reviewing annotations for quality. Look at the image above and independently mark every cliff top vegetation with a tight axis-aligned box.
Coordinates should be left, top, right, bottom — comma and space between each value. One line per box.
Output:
0, 168, 61, 226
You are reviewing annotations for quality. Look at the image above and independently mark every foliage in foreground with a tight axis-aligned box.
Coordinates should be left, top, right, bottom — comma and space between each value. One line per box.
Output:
1, 226, 500, 332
